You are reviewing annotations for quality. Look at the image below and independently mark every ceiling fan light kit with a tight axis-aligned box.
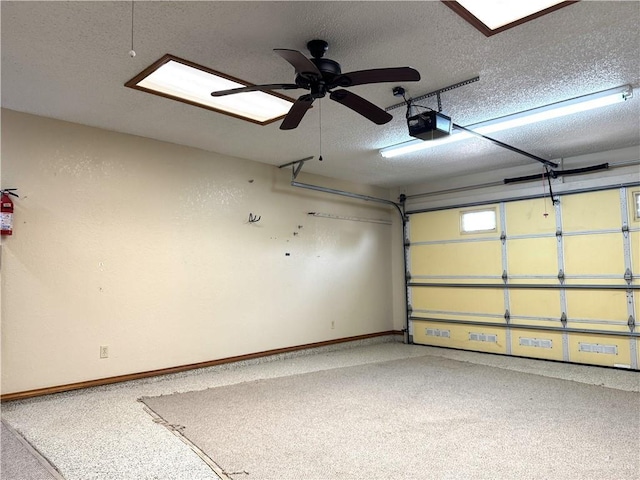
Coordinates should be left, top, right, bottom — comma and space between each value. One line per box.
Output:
210, 40, 421, 130
380, 84, 634, 158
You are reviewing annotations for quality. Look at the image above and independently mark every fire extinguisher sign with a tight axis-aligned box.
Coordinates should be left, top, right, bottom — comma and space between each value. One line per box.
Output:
1, 189, 18, 236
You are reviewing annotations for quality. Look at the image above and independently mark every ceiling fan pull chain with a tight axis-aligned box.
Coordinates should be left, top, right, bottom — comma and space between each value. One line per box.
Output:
318, 100, 323, 161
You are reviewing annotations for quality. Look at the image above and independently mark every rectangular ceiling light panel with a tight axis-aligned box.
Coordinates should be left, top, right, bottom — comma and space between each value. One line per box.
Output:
444, 0, 577, 36
126, 55, 293, 125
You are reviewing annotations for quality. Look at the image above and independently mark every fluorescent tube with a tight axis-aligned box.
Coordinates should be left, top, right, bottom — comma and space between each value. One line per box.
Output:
380, 85, 633, 159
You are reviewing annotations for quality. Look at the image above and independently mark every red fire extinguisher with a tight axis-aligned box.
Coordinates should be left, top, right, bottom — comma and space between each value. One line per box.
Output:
1, 190, 16, 236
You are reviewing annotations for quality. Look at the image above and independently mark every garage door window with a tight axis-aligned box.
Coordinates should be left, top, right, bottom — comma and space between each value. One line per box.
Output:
460, 208, 497, 234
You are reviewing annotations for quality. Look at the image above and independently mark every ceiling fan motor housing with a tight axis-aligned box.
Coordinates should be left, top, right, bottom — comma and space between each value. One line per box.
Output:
310, 57, 342, 78
296, 41, 342, 97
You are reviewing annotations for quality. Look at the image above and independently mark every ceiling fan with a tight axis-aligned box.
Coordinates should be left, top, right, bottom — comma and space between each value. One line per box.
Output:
211, 40, 421, 130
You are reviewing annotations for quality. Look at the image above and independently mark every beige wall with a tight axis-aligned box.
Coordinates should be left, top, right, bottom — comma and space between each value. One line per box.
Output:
1, 109, 403, 394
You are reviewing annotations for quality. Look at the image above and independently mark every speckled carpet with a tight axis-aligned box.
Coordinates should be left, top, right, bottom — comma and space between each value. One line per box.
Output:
141, 355, 640, 480
1, 419, 63, 480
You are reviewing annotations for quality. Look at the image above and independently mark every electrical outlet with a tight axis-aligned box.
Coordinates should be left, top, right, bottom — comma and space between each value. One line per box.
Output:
331, 321, 335, 330
100, 345, 109, 359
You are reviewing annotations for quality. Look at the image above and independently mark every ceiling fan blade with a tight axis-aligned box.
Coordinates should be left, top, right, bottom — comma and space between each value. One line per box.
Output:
329, 89, 392, 125
280, 94, 315, 130
329, 67, 421, 88
211, 83, 299, 97
274, 49, 322, 78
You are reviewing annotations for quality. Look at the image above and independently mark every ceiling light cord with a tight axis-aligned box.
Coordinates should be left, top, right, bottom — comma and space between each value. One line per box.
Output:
392, 86, 415, 119
129, 1, 136, 58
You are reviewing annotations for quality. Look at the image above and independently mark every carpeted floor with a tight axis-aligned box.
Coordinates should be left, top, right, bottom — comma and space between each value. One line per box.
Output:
142, 355, 640, 480
2, 340, 639, 480
1, 419, 64, 480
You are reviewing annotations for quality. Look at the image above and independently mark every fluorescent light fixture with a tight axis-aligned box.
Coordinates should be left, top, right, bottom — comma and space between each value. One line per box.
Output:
125, 54, 294, 125
443, 0, 577, 36
380, 85, 633, 159
457, 0, 566, 30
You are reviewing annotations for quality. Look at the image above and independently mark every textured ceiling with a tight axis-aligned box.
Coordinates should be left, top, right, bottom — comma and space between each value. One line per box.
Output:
2, 1, 639, 188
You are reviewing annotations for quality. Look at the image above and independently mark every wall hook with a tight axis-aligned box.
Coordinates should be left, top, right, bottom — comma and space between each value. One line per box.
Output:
248, 213, 261, 223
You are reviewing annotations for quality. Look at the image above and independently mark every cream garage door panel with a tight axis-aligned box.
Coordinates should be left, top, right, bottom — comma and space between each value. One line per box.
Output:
509, 289, 561, 324
412, 320, 508, 355
511, 329, 565, 361
563, 234, 625, 280
561, 189, 621, 232
409, 209, 453, 242
566, 290, 629, 323
412, 287, 504, 319
409, 206, 500, 243
568, 333, 632, 368
411, 241, 502, 277
507, 237, 558, 278
506, 198, 557, 235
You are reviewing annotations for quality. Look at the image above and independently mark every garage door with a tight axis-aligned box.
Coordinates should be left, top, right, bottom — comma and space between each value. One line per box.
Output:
407, 186, 639, 369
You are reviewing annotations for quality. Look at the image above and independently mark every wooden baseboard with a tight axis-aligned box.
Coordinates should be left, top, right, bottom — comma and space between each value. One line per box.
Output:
1, 330, 403, 402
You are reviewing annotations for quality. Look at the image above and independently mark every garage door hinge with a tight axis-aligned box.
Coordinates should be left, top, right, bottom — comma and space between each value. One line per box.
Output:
404, 241, 411, 247
628, 315, 635, 331
406, 271, 412, 281
407, 304, 413, 314
624, 268, 633, 283
500, 231, 506, 244
555, 229, 562, 237
504, 309, 510, 323
622, 223, 629, 238
560, 312, 567, 327
558, 269, 565, 283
